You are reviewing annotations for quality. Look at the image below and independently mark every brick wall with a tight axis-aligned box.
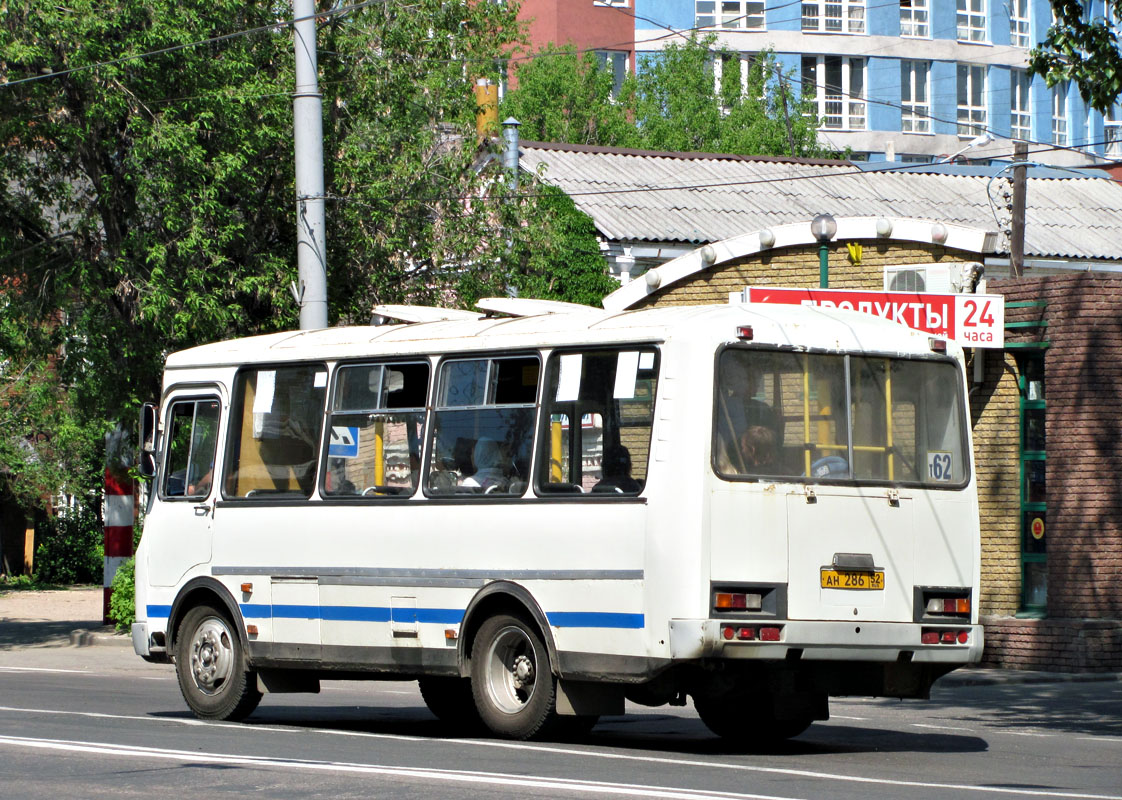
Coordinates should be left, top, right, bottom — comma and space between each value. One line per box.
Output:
981, 617, 1122, 671
994, 275, 1122, 622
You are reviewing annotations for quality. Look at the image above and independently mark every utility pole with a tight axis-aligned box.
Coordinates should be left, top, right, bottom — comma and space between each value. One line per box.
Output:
293, 0, 328, 330
1010, 141, 1028, 278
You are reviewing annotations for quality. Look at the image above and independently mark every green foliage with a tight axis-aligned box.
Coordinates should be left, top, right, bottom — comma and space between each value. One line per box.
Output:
1031, 1, 1122, 113
33, 508, 104, 586
506, 185, 619, 306
501, 46, 638, 147
0, 574, 36, 589
108, 556, 136, 633
504, 35, 829, 159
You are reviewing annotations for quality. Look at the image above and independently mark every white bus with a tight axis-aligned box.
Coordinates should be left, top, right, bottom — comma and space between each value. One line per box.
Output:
132, 299, 982, 743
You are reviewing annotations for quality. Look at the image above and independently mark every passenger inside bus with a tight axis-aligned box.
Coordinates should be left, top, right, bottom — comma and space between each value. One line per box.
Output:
460, 437, 508, 493
593, 444, 643, 493
717, 425, 777, 475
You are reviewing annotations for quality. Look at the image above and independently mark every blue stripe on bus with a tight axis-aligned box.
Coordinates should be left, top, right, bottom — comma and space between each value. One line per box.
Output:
547, 611, 645, 629
150, 603, 642, 630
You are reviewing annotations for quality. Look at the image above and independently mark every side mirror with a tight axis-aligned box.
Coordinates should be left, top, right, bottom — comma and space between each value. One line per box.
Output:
138, 402, 158, 479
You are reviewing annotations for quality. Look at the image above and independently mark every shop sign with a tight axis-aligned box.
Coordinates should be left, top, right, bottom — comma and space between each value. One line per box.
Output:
741, 287, 1004, 349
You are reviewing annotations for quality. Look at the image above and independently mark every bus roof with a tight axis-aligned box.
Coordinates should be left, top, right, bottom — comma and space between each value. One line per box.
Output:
163, 302, 952, 370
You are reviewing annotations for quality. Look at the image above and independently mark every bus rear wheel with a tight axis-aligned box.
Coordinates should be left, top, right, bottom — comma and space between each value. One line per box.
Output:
693, 694, 813, 744
175, 604, 261, 721
471, 614, 557, 740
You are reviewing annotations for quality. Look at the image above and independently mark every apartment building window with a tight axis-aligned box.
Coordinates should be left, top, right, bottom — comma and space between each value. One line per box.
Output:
803, 55, 866, 130
696, 1, 765, 29
900, 0, 929, 37
901, 60, 931, 133
1011, 69, 1031, 141
1052, 82, 1068, 145
595, 51, 629, 98
1106, 106, 1122, 159
956, 63, 987, 136
802, 0, 866, 33
957, 0, 986, 42
715, 52, 759, 104
1010, 0, 1030, 47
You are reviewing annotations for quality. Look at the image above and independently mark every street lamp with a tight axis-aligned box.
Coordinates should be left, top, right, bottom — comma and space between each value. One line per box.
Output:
811, 213, 837, 288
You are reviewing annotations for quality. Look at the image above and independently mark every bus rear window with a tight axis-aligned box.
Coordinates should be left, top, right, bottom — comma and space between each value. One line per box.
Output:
715, 349, 967, 487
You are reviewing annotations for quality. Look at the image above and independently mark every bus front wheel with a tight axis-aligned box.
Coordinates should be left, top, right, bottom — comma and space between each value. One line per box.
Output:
175, 604, 261, 721
471, 614, 557, 740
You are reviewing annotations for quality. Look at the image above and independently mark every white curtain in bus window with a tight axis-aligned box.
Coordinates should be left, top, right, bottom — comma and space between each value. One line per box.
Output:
323, 362, 429, 497
426, 356, 539, 496
163, 399, 220, 498
224, 365, 327, 498
537, 347, 659, 495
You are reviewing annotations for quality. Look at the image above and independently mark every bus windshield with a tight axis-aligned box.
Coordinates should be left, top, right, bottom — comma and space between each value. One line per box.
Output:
715, 348, 967, 486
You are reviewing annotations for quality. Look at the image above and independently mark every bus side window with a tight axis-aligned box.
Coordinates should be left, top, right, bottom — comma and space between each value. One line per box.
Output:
536, 348, 659, 496
223, 364, 327, 499
162, 399, 221, 499
425, 355, 539, 497
323, 361, 430, 497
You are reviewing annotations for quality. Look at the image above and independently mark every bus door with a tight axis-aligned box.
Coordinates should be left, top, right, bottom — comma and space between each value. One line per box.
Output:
148, 388, 224, 587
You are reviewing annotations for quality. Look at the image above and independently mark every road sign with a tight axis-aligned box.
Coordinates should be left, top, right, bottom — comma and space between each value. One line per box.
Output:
741, 287, 1004, 349
329, 426, 360, 459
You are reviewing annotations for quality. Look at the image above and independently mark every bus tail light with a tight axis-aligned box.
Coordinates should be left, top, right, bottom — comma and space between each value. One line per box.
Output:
759, 626, 782, 642
714, 591, 763, 612
922, 628, 970, 645
721, 624, 777, 642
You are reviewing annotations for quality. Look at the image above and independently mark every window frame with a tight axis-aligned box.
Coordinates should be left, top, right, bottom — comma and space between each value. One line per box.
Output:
696, 0, 766, 30
1009, 0, 1030, 48
901, 60, 932, 134
1105, 105, 1122, 159
318, 358, 432, 500
159, 394, 223, 501
533, 344, 661, 499
422, 351, 542, 500
221, 361, 329, 502
956, 63, 987, 137
802, 0, 866, 34
900, 0, 929, 38
1011, 69, 1032, 141
1052, 82, 1069, 146
956, 0, 987, 42
711, 344, 972, 491
803, 54, 867, 131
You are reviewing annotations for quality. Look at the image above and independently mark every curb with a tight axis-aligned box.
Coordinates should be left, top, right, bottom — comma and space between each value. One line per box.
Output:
936, 669, 1122, 687
69, 628, 133, 648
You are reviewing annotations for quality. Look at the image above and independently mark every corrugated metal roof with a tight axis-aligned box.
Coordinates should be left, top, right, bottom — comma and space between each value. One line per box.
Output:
519, 142, 1122, 262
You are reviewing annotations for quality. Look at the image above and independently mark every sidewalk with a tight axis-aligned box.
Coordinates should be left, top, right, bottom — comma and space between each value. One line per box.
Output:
0, 586, 131, 649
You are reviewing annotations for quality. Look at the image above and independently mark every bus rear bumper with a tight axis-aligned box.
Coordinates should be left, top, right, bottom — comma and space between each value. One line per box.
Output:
670, 619, 984, 665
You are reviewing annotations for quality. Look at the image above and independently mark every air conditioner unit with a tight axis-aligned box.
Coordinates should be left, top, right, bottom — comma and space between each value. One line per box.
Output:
884, 263, 968, 293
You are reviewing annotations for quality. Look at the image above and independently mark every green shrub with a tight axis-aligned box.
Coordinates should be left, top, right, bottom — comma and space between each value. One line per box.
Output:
33, 507, 104, 585
108, 556, 135, 633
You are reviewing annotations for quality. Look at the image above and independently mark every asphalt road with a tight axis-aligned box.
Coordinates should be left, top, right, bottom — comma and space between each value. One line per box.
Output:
0, 645, 1119, 800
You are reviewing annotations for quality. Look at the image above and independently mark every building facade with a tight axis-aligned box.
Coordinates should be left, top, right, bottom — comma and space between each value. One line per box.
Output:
517, 0, 1122, 166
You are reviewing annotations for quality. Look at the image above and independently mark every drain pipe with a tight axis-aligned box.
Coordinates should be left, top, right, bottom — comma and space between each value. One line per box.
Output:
502, 117, 520, 194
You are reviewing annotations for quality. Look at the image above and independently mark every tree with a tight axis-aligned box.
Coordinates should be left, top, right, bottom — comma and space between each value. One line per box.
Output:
1031, 1, 1122, 113
503, 34, 829, 159
1, 1, 620, 516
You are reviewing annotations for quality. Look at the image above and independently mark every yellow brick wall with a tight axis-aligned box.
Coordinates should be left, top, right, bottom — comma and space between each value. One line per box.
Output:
969, 351, 1022, 615
635, 242, 978, 307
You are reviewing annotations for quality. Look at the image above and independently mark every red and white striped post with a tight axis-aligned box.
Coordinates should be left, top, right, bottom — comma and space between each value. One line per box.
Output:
103, 467, 135, 623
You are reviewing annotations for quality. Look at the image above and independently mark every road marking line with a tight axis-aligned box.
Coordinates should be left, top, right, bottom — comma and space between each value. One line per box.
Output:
0, 666, 88, 674
0, 706, 1118, 800
0, 734, 799, 800
825, 715, 866, 721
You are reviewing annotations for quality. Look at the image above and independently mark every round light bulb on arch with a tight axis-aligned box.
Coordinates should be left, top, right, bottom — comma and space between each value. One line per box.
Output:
811, 213, 837, 242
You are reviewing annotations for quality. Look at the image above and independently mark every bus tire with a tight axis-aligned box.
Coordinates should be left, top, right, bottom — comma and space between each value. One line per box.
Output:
693, 695, 812, 744
471, 614, 557, 740
418, 677, 483, 732
175, 604, 261, 721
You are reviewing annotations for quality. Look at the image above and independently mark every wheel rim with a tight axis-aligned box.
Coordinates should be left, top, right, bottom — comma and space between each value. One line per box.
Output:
188, 617, 235, 696
483, 624, 539, 714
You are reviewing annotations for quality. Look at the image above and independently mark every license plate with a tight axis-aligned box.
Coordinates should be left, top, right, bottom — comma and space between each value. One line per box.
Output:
821, 569, 885, 590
